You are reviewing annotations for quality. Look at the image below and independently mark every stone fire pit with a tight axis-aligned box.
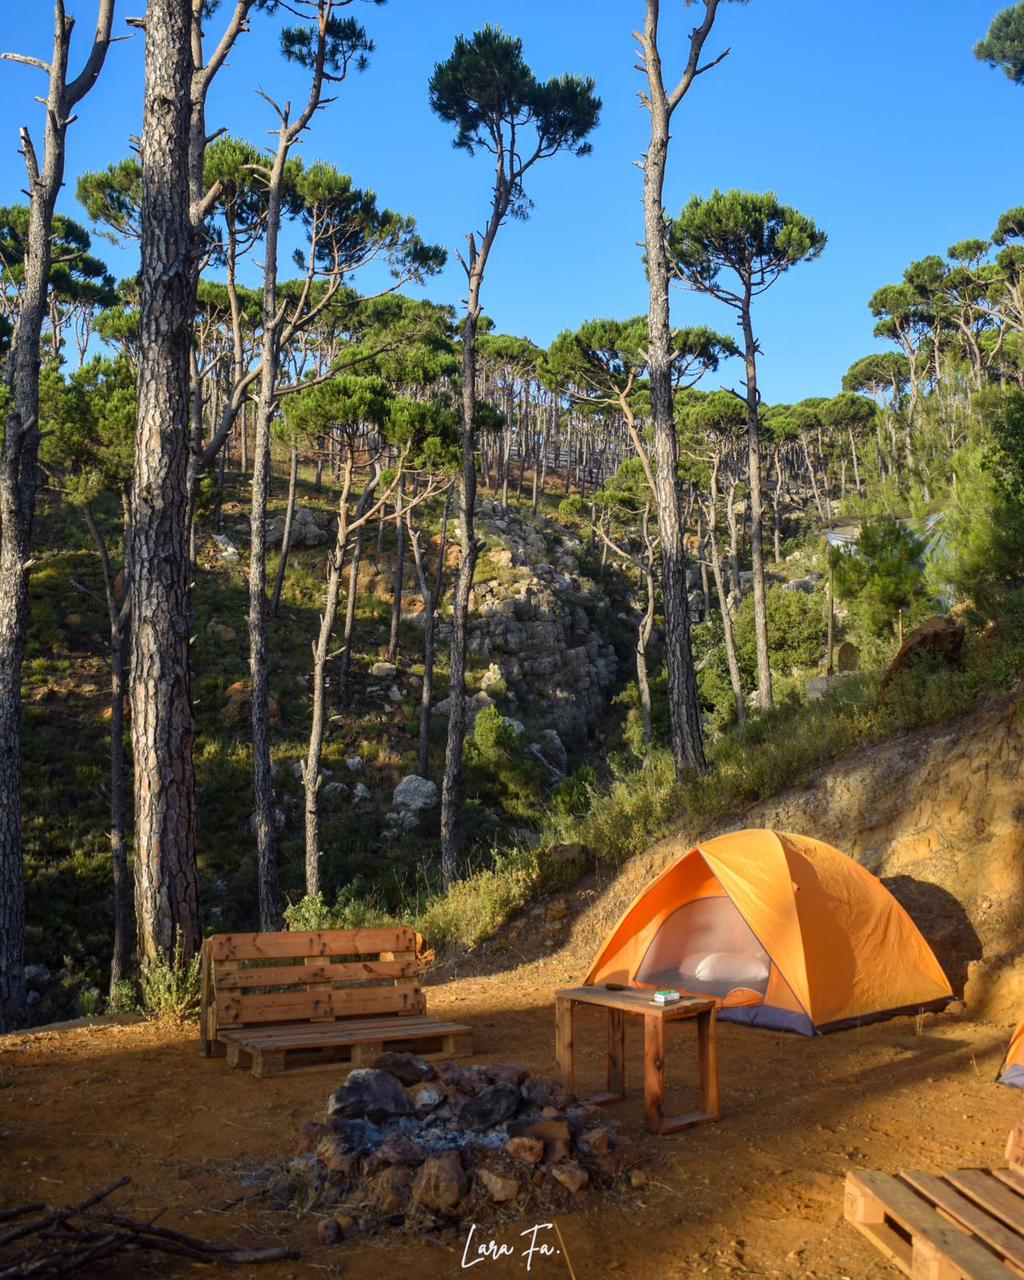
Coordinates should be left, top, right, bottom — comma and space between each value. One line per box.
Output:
274, 1053, 645, 1241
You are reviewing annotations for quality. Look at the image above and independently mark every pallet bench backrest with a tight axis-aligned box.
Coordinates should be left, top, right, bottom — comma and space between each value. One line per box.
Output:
200, 928, 427, 1045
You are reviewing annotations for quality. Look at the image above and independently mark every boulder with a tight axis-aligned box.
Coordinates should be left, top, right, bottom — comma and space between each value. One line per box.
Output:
412, 1150, 468, 1213
324, 1117, 381, 1152
219, 680, 282, 728
294, 1121, 329, 1155
880, 615, 964, 697
212, 532, 239, 561
345, 756, 363, 772
371, 661, 397, 678
328, 1069, 413, 1123
206, 620, 236, 643
322, 781, 348, 800
351, 782, 371, 803
392, 774, 438, 813
537, 729, 568, 774
455, 1082, 521, 1131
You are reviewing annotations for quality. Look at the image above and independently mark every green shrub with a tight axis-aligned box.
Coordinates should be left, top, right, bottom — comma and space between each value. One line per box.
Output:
733, 583, 827, 678
463, 705, 545, 823
414, 845, 541, 948
78, 986, 103, 1017
139, 935, 202, 1025
107, 978, 138, 1015
283, 880, 394, 932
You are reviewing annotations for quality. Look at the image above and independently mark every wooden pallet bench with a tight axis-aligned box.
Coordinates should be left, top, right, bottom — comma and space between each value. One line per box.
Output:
199, 927, 473, 1079
845, 1128, 1024, 1279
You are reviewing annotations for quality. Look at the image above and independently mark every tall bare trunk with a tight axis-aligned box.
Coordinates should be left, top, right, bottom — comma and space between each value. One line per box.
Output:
131, 0, 201, 967
387, 475, 405, 664
740, 294, 772, 711
440, 309, 480, 887
270, 442, 298, 616
409, 490, 450, 780
639, 0, 718, 777
304, 458, 354, 897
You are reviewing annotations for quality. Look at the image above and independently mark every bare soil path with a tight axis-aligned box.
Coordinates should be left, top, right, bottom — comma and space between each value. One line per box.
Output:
1, 956, 1017, 1279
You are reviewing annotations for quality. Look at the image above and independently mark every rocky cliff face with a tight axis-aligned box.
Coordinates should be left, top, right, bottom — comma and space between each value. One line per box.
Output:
572, 697, 1024, 1021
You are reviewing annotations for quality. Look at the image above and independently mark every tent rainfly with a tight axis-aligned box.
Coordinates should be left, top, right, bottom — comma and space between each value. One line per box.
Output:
998, 1018, 1024, 1089
585, 829, 953, 1034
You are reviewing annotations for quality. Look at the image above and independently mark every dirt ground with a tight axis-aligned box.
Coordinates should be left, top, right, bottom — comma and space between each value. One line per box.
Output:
1, 952, 1019, 1280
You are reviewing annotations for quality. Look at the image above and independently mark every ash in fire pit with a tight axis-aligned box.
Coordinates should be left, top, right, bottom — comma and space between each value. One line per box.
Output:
273, 1054, 645, 1241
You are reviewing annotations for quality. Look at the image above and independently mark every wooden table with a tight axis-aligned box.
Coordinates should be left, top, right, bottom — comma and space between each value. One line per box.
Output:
555, 986, 720, 1135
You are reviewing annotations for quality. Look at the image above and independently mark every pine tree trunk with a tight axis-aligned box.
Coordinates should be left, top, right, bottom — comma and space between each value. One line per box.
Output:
338, 480, 378, 705
131, 0, 201, 967
740, 296, 772, 711
640, 13, 706, 777
440, 310, 480, 887
304, 458, 354, 897
410, 491, 450, 780
270, 443, 298, 616
387, 475, 405, 664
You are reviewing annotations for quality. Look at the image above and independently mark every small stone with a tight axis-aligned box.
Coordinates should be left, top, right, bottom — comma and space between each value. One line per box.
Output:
945, 999, 967, 1016
315, 1137, 361, 1178
507, 1117, 570, 1143
545, 1139, 571, 1164
371, 661, 397, 678
437, 1062, 488, 1094
328, 1069, 413, 1122
334, 1213, 357, 1235
317, 1217, 342, 1245
295, 1121, 329, 1155
392, 774, 438, 813
326, 1117, 380, 1152
370, 1164, 414, 1214
369, 1052, 437, 1085
207, 620, 236, 643
550, 1162, 589, 1193
520, 1075, 573, 1111
546, 897, 569, 924
409, 1082, 445, 1113
505, 1136, 544, 1165
578, 1127, 612, 1158
482, 1064, 528, 1088
352, 782, 371, 803
413, 1150, 469, 1212
375, 1134, 426, 1166
387, 684, 404, 702
478, 1168, 521, 1203
629, 1168, 649, 1190
540, 1106, 563, 1120
345, 756, 363, 772
455, 1082, 521, 1131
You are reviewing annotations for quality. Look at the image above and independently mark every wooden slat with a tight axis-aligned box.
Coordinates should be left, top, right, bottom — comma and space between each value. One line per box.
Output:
946, 1171, 1024, 1238
227, 1019, 471, 1051
215, 981, 423, 1028
215, 1014, 442, 1042
558, 986, 714, 1018
199, 940, 212, 1058
221, 1018, 449, 1046
903, 1172, 1024, 1271
1007, 1127, 1024, 1178
994, 1171, 1024, 1198
845, 1171, 1015, 1280
214, 958, 420, 990
207, 928, 417, 962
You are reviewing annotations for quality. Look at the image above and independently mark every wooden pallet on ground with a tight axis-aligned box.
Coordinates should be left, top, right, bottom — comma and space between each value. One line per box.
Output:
199, 928, 473, 1079
844, 1127, 1024, 1280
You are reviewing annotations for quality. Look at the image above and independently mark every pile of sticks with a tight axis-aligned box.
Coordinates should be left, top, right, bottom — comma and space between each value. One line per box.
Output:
0, 1176, 297, 1276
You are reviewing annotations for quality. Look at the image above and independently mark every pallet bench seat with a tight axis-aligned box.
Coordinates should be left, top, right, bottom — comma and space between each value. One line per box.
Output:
199, 927, 473, 1079
844, 1128, 1024, 1279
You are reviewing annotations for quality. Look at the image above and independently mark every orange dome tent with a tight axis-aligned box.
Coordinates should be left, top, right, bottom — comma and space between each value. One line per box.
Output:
998, 1018, 1024, 1088
585, 829, 952, 1034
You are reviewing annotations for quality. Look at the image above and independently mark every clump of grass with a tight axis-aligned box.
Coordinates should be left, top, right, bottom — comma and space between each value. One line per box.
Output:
139, 935, 202, 1025
107, 978, 138, 1014
414, 845, 542, 949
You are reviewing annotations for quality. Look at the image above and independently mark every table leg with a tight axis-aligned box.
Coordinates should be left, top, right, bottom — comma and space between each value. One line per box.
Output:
607, 1007, 625, 1101
698, 1007, 720, 1120
555, 997, 574, 1091
643, 1013, 665, 1134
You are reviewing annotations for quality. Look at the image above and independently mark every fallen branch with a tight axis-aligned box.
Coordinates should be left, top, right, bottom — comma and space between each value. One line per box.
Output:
0, 1177, 298, 1276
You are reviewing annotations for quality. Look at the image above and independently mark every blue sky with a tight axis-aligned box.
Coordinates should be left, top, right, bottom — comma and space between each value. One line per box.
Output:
0, 1, 1018, 403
